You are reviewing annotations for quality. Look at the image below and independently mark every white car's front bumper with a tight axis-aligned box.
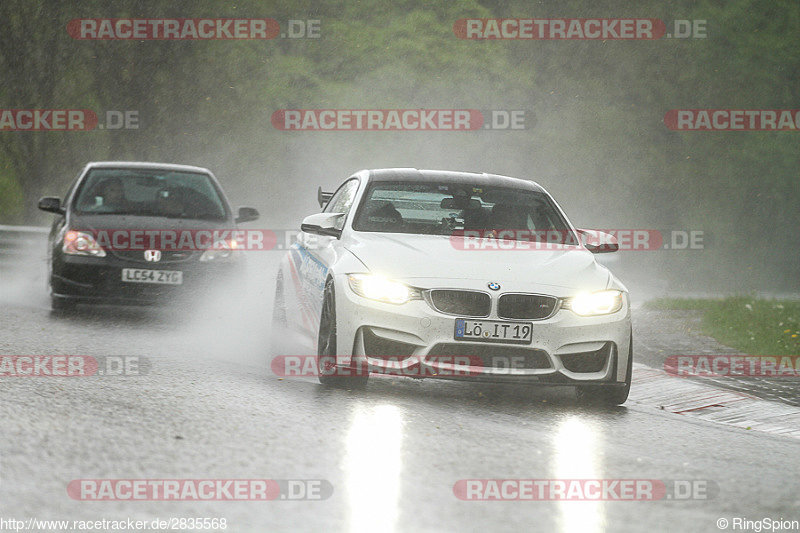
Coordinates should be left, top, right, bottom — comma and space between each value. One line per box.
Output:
332, 274, 632, 385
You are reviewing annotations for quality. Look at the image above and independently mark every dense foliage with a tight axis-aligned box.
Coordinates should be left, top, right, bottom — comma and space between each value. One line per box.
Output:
1, 0, 798, 289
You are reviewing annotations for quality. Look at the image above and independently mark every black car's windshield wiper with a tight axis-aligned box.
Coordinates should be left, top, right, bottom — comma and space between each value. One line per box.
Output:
161, 212, 223, 220
81, 210, 141, 216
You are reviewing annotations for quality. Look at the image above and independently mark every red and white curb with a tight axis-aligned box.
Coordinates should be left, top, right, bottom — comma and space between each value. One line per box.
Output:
628, 363, 800, 439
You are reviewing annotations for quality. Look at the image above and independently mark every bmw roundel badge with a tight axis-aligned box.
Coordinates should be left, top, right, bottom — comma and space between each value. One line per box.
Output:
487, 282, 501, 291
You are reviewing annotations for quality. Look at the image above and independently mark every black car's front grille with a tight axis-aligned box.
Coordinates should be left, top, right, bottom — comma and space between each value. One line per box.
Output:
559, 343, 613, 373
427, 343, 552, 370
497, 293, 559, 320
427, 289, 491, 317
110, 250, 197, 263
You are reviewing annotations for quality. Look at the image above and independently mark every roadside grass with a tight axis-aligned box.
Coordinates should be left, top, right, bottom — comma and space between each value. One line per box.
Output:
645, 297, 800, 356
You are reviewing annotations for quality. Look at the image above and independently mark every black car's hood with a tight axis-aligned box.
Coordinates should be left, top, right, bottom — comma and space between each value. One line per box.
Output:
68, 213, 235, 231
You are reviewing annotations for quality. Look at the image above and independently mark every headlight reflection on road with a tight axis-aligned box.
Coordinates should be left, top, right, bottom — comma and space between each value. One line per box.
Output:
343, 404, 404, 533
553, 416, 605, 533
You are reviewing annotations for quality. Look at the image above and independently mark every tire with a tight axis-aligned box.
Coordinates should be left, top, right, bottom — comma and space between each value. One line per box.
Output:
272, 273, 287, 328
50, 294, 76, 312
577, 334, 633, 406
269, 273, 288, 358
317, 278, 367, 388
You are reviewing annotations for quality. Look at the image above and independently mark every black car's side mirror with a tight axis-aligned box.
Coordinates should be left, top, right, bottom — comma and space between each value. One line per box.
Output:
235, 206, 260, 224
38, 197, 64, 215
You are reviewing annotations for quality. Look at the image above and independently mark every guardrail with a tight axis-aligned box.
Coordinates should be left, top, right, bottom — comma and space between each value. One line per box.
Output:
0, 224, 49, 268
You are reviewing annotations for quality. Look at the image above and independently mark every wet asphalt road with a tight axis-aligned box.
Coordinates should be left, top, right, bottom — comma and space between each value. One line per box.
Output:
1, 255, 799, 532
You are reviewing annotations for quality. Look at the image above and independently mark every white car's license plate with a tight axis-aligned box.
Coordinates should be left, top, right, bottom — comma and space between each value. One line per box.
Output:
121, 268, 183, 285
454, 319, 532, 344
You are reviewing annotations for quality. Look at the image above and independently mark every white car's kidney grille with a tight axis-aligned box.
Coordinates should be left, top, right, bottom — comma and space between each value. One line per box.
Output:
497, 294, 558, 320
427, 290, 491, 317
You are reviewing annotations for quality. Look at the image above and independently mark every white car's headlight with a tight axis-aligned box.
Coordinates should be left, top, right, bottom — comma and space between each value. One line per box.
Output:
565, 290, 624, 316
347, 274, 421, 305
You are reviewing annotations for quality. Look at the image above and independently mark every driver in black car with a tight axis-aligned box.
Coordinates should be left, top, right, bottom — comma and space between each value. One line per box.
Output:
95, 177, 132, 213
157, 188, 185, 217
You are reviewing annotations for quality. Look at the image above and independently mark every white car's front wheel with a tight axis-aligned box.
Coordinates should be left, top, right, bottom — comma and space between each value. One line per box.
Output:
268, 273, 289, 358
271, 272, 287, 328
317, 278, 368, 388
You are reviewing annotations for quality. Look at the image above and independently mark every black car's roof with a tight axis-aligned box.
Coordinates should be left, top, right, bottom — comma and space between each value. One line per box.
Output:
84, 161, 213, 174
364, 168, 546, 193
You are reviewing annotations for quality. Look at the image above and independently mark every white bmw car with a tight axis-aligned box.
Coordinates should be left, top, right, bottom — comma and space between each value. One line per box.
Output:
272, 168, 632, 404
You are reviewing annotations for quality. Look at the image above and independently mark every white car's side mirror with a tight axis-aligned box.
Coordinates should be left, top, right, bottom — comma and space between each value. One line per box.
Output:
301, 212, 345, 238
577, 229, 619, 253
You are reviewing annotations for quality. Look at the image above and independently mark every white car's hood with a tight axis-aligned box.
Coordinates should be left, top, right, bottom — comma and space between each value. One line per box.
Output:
344, 232, 610, 291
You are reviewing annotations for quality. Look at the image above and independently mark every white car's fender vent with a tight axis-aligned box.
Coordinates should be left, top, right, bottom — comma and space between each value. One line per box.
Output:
426, 289, 491, 317
559, 342, 613, 373
362, 328, 417, 360
497, 293, 559, 320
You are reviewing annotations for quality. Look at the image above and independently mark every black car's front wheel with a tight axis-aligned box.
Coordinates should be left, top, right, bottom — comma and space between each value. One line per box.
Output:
317, 278, 367, 388
48, 260, 75, 312
50, 293, 76, 312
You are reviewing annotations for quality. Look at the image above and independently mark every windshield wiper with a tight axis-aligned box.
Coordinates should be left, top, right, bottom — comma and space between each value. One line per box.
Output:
161, 212, 223, 220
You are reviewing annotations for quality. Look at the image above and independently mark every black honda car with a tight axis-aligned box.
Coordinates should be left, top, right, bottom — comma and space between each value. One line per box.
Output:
38, 161, 259, 310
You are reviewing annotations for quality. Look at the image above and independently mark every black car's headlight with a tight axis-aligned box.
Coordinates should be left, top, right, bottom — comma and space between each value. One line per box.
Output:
199, 238, 240, 262
63, 230, 106, 257
347, 274, 421, 305
563, 290, 624, 316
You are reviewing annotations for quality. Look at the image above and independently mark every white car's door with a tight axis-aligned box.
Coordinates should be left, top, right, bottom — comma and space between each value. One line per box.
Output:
295, 178, 361, 341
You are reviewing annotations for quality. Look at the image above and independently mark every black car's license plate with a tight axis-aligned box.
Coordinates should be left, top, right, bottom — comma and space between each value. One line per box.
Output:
454, 319, 532, 344
121, 268, 183, 285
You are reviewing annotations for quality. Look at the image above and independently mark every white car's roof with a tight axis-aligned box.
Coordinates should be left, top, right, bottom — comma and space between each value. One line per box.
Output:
363, 168, 546, 193
84, 161, 213, 174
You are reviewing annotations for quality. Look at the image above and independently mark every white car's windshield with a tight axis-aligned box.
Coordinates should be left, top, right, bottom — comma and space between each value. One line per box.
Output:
352, 180, 575, 242
73, 168, 227, 220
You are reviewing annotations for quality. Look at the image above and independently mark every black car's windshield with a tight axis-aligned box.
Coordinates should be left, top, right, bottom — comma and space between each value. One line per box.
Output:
352, 180, 575, 242
73, 168, 227, 220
